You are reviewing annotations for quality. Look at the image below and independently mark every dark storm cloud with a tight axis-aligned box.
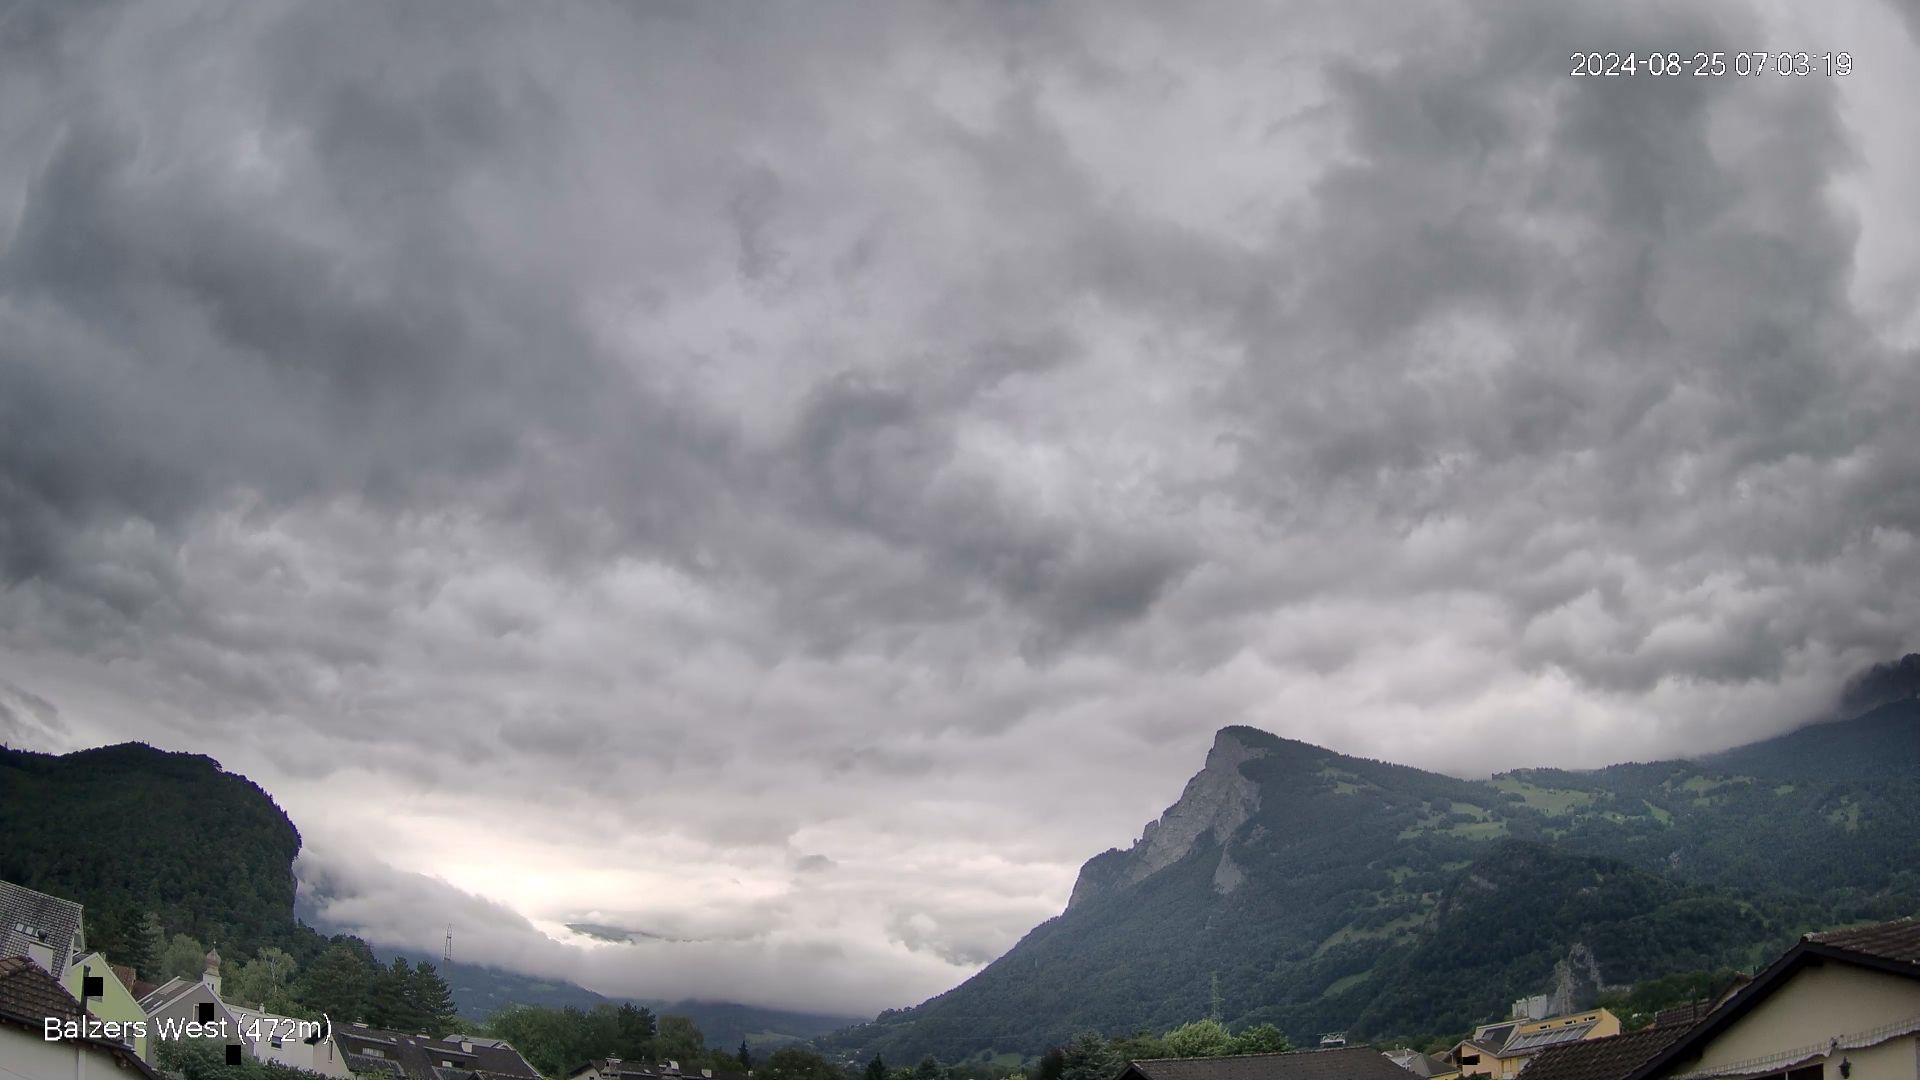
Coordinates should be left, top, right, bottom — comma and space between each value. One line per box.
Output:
2, 0, 1916, 1013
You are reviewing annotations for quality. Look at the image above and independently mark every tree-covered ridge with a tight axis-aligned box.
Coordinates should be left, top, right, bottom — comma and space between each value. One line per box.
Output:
0, 742, 306, 964
827, 698, 1920, 1062
370, 949, 861, 1049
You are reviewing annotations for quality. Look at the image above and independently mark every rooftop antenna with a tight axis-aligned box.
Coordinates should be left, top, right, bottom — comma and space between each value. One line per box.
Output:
444, 924, 453, 964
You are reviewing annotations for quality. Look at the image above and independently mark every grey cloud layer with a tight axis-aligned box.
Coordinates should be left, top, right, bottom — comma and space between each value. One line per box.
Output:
2, 0, 1916, 1012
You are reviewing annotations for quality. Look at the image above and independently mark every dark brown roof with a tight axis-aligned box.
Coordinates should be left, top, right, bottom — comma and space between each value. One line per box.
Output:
1806, 916, 1920, 965
572, 1060, 747, 1080
0, 956, 160, 1079
336, 1024, 543, 1080
1125, 1046, 1414, 1080
0, 954, 85, 1021
1518, 1027, 1690, 1080
1650, 1002, 1708, 1029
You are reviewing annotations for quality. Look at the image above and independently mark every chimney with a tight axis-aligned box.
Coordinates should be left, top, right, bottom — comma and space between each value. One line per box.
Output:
202, 949, 223, 997
462, 1041, 474, 1053
24, 940, 54, 972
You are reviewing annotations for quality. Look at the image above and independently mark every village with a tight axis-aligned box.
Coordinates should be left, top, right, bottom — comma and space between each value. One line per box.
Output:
5, 877, 1918, 1080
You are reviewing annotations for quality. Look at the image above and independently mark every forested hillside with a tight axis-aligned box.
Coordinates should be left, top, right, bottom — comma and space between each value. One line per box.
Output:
826, 683, 1920, 1062
0, 739, 859, 1062
0, 742, 308, 963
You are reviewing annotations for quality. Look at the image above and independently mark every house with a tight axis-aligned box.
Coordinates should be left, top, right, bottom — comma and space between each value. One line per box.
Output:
0, 955, 159, 1080
1621, 916, 1920, 1080
333, 1021, 543, 1080
1386, 1049, 1461, 1080
1451, 1010, 1621, 1079
1514, 1025, 1696, 1080
64, 952, 153, 1061
1120, 1045, 1425, 1080
137, 948, 246, 1062
566, 1059, 746, 1080
1452, 1030, 1516, 1080
0, 879, 87, 975
568, 1059, 677, 1080
228, 1001, 353, 1077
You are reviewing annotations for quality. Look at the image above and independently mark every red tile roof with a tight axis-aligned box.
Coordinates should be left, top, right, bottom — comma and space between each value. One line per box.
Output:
0, 955, 85, 1022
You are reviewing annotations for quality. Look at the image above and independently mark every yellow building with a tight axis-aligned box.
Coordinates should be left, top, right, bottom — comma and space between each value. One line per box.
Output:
62, 952, 152, 1061
1451, 1009, 1622, 1079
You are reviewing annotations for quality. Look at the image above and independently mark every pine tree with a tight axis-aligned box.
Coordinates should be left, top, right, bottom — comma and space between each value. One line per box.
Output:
865, 1057, 889, 1080
615, 1002, 656, 1059
409, 961, 459, 1037
739, 1040, 755, 1070
297, 942, 372, 1023
366, 958, 419, 1031
1059, 1034, 1120, 1080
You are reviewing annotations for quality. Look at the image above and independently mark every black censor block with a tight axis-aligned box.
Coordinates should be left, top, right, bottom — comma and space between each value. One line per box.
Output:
82, 975, 103, 997
226, 1045, 243, 1065
198, 1002, 215, 1022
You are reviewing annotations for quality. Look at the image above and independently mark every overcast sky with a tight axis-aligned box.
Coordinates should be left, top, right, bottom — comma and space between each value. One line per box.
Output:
2, 0, 1918, 1017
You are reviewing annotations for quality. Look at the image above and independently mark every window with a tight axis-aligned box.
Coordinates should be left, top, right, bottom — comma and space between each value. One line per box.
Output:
271, 1036, 284, 1049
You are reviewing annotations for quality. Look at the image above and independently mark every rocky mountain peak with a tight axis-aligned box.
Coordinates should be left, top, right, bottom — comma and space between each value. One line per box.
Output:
1066, 727, 1268, 909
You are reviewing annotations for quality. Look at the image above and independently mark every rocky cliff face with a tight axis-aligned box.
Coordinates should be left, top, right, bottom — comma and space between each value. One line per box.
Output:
1067, 726, 1267, 909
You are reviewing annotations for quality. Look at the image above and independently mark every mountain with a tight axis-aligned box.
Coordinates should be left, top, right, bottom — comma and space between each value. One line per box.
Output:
0, 741, 307, 959
373, 949, 860, 1049
372, 950, 612, 1015
1, 740, 861, 1044
826, 667, 1920, 1061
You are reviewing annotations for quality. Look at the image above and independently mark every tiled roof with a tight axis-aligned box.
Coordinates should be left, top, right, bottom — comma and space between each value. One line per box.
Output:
1518, 1027, 1690, 1080
574, 1059, 745, 1080
0, 879, 86, 974
0, 954, 84, 1022
1651, 1002, 1710, 1029
1806, 916, 1920, 966
1126, 1046, 1417, 1080
336, 1023, 543, 1080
